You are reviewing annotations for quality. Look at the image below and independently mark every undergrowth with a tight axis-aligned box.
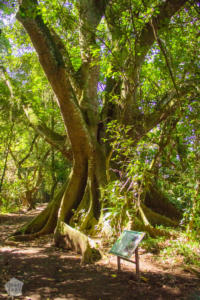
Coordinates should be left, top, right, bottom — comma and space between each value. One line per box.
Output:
142, 228, 200, 269
0, 198, 20, 214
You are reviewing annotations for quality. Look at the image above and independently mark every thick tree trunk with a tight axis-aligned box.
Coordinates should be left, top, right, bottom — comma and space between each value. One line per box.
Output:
14, 0, 104, 261
10, 143, 106, 263
54, 147, 107, 261
80, 145, 107, 231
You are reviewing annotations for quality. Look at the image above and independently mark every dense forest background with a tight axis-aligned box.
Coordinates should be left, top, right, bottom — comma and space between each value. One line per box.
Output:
0, 0, 199, 264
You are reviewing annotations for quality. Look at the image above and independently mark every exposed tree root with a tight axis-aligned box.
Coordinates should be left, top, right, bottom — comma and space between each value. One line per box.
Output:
127, 204, 178, 238
142, 204, 178, 227
144, 183, 182, 220
54, 221, 102, 264
130, 217, 170, 238
7, 231, 46, 241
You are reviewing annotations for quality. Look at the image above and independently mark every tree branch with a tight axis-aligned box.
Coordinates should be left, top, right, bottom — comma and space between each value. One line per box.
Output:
134, 0, 188, 76
23, 106, 73, 161
76, 0, 110, 134
17, 0, 93, 155
19, 134, 38, 166
50, 28, 81, 99
142, 79, 198, 137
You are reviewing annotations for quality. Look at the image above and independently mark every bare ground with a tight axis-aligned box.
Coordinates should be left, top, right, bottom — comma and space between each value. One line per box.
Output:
0, 206, 200, 300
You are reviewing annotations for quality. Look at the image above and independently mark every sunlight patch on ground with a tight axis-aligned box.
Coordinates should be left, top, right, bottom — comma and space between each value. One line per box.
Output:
0, 246, 47, 256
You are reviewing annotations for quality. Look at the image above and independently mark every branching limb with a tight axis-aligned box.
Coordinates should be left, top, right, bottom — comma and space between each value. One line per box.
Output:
23, 106, 73, 161
17, 0, 92, 155
134, 0, 188, 76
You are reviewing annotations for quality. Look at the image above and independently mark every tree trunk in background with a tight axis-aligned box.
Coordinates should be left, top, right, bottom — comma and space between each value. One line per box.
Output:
0, 122, 14, 193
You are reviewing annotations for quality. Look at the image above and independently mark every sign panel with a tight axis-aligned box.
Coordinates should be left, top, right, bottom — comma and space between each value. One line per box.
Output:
109, 230, 145, 259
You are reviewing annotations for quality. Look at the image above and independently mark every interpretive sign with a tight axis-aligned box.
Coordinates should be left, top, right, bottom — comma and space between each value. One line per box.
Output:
109, 230, 145, 259
109, 230, 145, 276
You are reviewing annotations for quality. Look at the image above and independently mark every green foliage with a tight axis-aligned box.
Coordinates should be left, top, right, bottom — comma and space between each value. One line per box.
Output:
106, 120, 156, 193
142, 230, 200, 269
0, 9, 70, 211
0, 180, 23, 213
103, 111, 200, 235
142, 235, 167, 254
160, 235, 200, 268
101, 180, 134, 235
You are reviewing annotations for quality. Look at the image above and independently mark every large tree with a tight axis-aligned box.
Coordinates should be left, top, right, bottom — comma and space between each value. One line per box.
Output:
2, 0, 199, 261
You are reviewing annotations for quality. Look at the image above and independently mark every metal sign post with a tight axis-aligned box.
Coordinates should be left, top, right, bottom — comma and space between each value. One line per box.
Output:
109, 230, 145, 277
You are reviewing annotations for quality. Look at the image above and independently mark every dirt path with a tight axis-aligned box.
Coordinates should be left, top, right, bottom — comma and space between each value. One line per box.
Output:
0, 207, 200, 300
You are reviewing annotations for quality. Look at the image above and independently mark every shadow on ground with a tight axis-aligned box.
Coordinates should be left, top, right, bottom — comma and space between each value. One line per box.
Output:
0, 210, 200, 300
